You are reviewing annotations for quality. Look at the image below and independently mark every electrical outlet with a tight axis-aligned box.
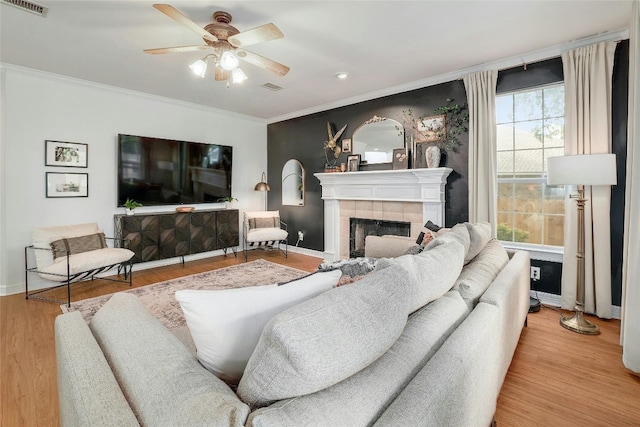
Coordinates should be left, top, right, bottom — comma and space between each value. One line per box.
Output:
530, 266, 540, 281
298, 231, 304, 241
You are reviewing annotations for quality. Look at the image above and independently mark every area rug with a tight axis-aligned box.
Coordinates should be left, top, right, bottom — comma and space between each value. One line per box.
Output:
60, 259, 309, 332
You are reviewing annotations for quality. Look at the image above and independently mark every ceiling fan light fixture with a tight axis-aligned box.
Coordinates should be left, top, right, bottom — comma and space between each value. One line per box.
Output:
189, 59, 208, 78
232, 68, 248, 84
220, 51, 240, 71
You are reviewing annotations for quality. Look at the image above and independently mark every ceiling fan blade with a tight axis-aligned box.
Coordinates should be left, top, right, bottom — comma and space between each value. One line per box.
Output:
236, 49, 290, 76
153, 4, 217, 43
228, 23, 284, 48
144, 45, 211, 55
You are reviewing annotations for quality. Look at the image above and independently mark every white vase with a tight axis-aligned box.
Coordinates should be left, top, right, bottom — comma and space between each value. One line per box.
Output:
126, 208, 135, 216
425, 146, 441, 168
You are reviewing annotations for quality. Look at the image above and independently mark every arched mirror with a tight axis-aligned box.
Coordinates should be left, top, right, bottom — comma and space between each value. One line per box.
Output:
352, 116, 405, 165
282, 159, 305, 206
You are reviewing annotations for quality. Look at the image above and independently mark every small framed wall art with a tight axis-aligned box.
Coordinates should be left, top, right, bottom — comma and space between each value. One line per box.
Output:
341, 138, 352, 153
46, 172, 88, 198
415, 114, 446, 143
347, 154, 360, 172
45, 140, 88, 168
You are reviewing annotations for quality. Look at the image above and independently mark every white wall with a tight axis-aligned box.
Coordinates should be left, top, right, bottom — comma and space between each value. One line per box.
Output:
0, 64, 268, 295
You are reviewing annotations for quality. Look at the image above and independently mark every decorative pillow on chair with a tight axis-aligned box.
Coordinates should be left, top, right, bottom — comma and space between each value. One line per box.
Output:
249, 217, 280, 229
50, 232, 107, 259
175, 270, 342, 385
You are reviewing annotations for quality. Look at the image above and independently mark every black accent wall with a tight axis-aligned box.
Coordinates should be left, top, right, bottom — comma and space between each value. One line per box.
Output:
267, 41, 629, 306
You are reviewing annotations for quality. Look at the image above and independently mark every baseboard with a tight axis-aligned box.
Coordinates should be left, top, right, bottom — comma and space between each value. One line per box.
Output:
288, 245, 325, 259
530, 290, 621, 320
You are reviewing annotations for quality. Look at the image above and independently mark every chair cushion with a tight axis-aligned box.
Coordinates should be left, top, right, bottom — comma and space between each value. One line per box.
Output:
39, 248, 134, 281
246, 227, 288, 243
175, 270, 341, 385
237, 263, 412, 409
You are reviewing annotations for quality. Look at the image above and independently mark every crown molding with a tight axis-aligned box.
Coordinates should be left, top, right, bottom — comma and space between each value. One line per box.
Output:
0, 63, 267, 124
267, 28, 629, 124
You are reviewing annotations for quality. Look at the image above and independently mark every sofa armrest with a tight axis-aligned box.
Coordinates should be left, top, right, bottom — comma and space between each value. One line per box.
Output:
55, 311, 139, 427
364, 235, 415, 258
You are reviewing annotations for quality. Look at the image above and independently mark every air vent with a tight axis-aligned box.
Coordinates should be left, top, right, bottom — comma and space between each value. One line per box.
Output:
261, 82, 283, 91
1, 0, 48, 16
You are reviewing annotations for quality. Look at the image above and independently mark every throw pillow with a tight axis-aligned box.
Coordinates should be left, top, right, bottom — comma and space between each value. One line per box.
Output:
249, 217, 279, 229
175, 270, 342, 385
236, 263, 412, 409
50, 232, 107, 259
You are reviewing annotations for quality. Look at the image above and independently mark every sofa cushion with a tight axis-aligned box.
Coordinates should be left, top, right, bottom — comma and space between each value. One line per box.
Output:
375, 240, 465, 313
32, 222, 100, 270
246, 290, 470, 427
39, 248, 134, 282
453, 238, 509, 309
465, 222, 492, 263
175, 270, 341, 384
90, 292, 250, 427
237, 263, 412, 409
50, 232, 107, 259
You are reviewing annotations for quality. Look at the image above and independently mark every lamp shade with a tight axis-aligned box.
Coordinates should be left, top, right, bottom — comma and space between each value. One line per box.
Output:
254, 172, 270, 191
547, 154, 617, 186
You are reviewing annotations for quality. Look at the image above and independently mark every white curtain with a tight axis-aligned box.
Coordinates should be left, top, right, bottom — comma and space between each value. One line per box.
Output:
464, 70, 498, 235
621, 0, 640, 373
561, 42, 617, 318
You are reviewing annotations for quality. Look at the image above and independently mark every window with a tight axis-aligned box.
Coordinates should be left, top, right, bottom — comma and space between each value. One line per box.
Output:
496, 84, 565, 247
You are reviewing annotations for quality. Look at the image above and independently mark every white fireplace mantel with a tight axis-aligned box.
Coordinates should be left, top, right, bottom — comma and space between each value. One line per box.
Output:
315, 168, 452, 260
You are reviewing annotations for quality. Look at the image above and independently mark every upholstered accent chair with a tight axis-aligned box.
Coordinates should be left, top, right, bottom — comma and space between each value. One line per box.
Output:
243, 211, 288, 261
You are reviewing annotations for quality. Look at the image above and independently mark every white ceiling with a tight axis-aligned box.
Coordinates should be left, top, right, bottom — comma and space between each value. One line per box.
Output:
0, 1, 633, 122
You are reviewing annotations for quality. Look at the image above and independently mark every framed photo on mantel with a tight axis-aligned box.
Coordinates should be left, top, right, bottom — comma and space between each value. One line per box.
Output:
347, 154, 360, 172
45, 140, 88, 168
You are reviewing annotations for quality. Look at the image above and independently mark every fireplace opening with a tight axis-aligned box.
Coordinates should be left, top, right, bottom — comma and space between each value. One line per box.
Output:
349, 218, 411, 258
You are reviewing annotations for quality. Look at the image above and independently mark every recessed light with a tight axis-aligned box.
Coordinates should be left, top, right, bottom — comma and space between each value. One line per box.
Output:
335, 72, 348, 79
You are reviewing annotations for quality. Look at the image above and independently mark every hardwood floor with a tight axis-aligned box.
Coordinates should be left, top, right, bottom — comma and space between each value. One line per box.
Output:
1, 251, 639, 426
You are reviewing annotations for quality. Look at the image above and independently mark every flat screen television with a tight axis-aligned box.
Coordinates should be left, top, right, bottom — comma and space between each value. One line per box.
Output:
117, 134, 232, 207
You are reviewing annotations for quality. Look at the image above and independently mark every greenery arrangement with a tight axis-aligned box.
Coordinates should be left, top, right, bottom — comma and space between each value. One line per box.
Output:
124, 198, 142, 210
217, 197, 238, 203
399, 98, 469, 152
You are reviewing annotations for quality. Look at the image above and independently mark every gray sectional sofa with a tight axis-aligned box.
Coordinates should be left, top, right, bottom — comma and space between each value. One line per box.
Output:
55, 222, 530, 427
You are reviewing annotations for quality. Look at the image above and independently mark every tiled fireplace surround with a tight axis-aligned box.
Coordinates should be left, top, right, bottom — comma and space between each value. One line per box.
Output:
315, 168, 452, 261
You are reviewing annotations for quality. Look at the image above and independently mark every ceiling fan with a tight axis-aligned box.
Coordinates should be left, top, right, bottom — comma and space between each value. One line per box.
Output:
144, 4, 290, 85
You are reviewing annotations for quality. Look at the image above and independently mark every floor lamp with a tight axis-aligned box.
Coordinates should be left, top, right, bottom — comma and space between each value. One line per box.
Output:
547, 153, 617, 335
254, 171, 270, 211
